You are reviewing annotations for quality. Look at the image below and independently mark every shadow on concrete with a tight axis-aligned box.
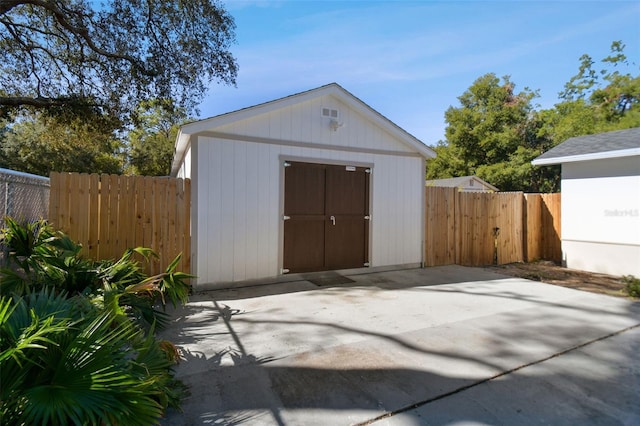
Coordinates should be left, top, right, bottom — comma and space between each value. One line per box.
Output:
160, 266, 640, 425
164, 330, 639, 425
416, 282, 640, 318
191, 265, 504, 301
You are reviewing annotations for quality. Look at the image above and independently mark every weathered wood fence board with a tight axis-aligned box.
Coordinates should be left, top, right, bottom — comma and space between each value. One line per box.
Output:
425, 187, 561, 267
49, 173, 190, 276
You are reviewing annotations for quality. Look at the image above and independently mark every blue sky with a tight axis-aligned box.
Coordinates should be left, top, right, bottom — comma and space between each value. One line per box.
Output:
199, 0, 640, 146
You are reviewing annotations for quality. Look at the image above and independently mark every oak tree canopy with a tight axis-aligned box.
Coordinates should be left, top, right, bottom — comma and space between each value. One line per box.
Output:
427, 41, 639, 193
0, 0, 238, 121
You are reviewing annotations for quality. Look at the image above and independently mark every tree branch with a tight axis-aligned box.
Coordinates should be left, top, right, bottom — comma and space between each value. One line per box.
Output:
0, 0, 23, 16
4, 0, 157, 76
0, 16, 69, 42
0, 96, 94, 108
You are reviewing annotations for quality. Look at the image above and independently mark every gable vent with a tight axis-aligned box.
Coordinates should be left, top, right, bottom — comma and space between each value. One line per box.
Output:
322, 108, 339, 118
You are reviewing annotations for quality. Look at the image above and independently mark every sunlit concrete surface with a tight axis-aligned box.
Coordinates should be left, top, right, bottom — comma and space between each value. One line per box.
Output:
159, 265, 640, 426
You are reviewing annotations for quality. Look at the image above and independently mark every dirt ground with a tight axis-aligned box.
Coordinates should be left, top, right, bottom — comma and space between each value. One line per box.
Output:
485, 261, 635, 299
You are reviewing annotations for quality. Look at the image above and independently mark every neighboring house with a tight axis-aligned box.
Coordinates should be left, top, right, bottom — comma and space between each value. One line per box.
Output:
425, 175, 498, 192
171, 83, 436, 289
532, 127, 640, 277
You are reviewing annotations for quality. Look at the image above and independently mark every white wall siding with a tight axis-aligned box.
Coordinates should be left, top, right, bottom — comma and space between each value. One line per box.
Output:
562, 157, 640, 245
214, 95, 416, 154
562, 240, 640, 276
561, 156, 640, 276
193, 135, 424, 288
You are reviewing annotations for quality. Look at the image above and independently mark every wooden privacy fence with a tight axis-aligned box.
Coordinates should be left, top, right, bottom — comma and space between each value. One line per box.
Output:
49, 173, 190, 275
425, 187, 561, 267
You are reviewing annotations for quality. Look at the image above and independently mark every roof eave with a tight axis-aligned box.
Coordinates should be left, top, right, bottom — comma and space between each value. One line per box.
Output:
170, 130, 191, 177
532, 147, 640, 166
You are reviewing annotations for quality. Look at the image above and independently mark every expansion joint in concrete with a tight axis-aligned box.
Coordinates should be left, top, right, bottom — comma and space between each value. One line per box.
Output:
356, 322, 640, 426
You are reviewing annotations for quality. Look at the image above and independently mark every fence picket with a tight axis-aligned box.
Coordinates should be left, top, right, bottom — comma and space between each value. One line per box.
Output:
133, 176, 144, 252
182, 178, 191, 274
167, 178, 178, 269
424, 187, 456, 266
541, 193, 561, 261
524, 193, 540, 261
142, 176, 154, 250
76, 173, 89, 253
98, 175, 111, 260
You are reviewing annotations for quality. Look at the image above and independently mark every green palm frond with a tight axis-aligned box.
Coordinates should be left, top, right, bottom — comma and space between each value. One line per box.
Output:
0, 267, 29, 295
96, 249, 148, 289
2, 292, 165, 425
156, 253, 193, 307
1, 291, 76, 424
131, 323, 188, 411
1, 219, 190, 423
1, 217, 45, 259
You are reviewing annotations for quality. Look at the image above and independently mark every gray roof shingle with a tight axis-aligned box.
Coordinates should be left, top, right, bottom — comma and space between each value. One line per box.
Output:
533, 127, 640, 165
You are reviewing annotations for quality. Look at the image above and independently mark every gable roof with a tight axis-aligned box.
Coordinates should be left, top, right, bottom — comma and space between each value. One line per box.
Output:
425, 175, 499, 192
172, 83, 435, 175
532, 127, 640, 166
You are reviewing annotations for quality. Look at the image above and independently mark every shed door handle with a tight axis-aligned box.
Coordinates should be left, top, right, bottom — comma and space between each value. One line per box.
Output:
330, 215, 336, 226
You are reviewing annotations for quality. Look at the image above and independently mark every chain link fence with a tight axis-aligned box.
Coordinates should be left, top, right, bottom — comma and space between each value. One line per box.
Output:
1, 168, 50, 266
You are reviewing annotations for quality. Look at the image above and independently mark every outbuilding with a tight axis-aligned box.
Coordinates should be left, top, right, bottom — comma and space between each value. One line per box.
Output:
532, 127, 640, 276
425, 175, 498, 192
171, 83, 436, 289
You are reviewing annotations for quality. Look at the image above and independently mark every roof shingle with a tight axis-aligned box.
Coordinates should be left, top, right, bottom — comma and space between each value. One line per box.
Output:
532, 127, 640, 165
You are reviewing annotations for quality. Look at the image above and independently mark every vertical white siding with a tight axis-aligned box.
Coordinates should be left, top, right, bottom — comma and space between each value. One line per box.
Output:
192, 135, 424, 288
369, 155, 423, 267
218, 141, 235, 282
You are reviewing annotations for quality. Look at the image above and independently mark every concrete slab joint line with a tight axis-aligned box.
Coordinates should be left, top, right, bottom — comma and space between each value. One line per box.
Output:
357, 323, 640, 426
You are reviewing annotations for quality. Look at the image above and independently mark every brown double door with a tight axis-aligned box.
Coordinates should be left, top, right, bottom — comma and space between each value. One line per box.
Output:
283, 161, 370, 273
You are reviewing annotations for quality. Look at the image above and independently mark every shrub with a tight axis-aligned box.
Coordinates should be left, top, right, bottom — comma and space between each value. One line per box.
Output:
622, 275, 640, 298
0, 218, 191, 425
1, 218, 191, 329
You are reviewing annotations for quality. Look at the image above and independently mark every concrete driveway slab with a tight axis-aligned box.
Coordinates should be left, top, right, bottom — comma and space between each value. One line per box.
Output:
159, 265, 640, 425
382, 327, 640, 426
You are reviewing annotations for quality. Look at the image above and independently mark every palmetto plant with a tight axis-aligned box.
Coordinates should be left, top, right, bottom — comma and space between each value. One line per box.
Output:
0, 218, 191, 425
1, 217, 97, 295
1, 218, 191, 329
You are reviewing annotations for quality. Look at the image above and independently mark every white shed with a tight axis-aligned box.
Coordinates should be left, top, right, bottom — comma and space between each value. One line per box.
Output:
532, 127, 640, 277
171, 83, 436, 289
425, 175, 498, 192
